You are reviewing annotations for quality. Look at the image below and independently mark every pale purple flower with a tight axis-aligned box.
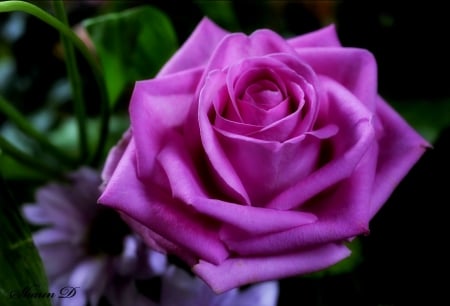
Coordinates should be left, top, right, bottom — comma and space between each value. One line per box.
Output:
159, 265, 279, 306
22, 167, 164, 306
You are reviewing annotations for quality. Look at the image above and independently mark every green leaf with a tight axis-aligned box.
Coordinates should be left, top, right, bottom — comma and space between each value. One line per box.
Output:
0, 179, 51, 306
194, 0, 241, 31
390, 98, 450, 144
307, 239, 363, 278
83, 5, 178, 108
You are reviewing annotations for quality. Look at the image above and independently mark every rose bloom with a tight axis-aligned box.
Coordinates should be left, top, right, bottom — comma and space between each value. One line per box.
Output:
99, 18, 429, 293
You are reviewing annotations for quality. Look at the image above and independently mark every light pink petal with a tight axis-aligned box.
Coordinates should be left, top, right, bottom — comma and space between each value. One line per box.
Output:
288, 24, 341, 48
158, 17, 228, 76
297, 47, 378, 111
130, 68, 203, 180
98, 140, 229, 265
193, 243, 350, 293
369, 96, 429, 216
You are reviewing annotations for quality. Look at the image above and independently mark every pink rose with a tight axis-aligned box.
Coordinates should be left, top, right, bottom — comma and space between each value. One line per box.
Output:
99, 18, 428, 293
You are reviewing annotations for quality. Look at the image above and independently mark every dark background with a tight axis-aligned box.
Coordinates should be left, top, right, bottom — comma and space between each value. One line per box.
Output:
1, 1, 448, 305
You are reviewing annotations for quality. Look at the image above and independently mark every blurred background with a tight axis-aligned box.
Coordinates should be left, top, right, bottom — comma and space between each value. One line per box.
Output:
1, 1, 449, 305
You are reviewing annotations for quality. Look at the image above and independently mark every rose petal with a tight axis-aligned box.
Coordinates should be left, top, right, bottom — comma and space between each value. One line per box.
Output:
158, 17, 228, 76
266, 77, 375, 210
225, 141, 377, 256
204, 29, 299, 73
212, 129, 324, 205
130, 68, 203, 180
369, 96, 430, 216
98, 140, 229, 265
193, 243, 350, 293
101, 128, 132, 187
195, 198, 317, 236
297, 47, 378, 111
121, 213, 198, 266
154, 137, 317, 234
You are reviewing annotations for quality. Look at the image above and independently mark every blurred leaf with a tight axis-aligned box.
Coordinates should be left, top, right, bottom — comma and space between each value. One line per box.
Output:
83, 5, 178, 108
194, 0, 240, 31
0, 179, 51, 306
390, 98, 450, 144
49, 114, 129, 164
0, 154, 48, 180
308, 239, 363, 278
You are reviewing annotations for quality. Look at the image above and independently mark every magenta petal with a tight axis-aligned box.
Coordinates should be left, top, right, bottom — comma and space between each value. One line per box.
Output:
369, 96, 429, 216
130, 68, 203, 180
297, 48, 378, 111
158, 17, 228, 76
101, 128, 131, 186
98, 140, 229, 265
193, 243, 350, 293
204, 29, 299, 73
225, 142, 377, 256
121, 213, 198, 266
192, 197, 316, 236
267, 78, 375, 210
213, 129, 324, 205
288, 24, 341, 48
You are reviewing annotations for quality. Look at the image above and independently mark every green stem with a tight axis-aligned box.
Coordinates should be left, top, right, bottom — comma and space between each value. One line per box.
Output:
0, 95, 77, 166
0, 1, 110, 167
52, 0, 88, 162
0, 136, 63, 179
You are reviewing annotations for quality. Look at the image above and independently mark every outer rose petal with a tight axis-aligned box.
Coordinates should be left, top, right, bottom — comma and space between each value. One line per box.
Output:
369, 96, 430, 216
297, 47, 378, 111
203, 29, 299, 73
130, 68, 203, 180
194, 243, 350, 293
98, 140, 229, 265
158, 17, 228, 76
